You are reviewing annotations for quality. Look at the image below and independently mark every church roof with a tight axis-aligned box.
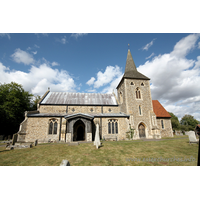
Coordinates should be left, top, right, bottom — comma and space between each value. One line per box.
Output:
40, 92, 118, 106
152, 100, 171, 118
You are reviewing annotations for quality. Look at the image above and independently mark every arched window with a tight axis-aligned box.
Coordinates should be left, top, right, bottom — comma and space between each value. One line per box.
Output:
48, 119, 58, 135
108, 119, 118, 134
131, 82, 134, 85
136, 88, 141, 99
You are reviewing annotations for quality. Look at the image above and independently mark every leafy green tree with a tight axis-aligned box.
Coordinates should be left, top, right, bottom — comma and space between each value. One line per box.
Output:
30, 95, 41, 111
0, 82, 33, 139
180, 114, 199, 131
168, 112, 180, 130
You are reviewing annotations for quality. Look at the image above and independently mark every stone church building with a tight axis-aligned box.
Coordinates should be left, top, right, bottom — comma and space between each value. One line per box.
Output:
17, 49, 173, 143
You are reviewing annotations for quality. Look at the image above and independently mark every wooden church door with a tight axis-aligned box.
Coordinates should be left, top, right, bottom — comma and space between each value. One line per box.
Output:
139, 124, 145, 138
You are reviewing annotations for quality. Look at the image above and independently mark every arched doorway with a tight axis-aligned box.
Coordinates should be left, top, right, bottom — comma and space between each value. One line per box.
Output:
138, 123, 146, 138
73, 120, 85, 141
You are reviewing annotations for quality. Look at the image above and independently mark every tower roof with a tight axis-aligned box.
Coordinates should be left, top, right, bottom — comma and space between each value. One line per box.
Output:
117, 49, 150, 88
124, 49, 150, 80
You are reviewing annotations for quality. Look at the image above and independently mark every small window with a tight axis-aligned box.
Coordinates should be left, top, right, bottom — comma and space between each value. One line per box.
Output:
131, 82, 134, 85
161, 120, 164, 129
90, 108, 93, 112
109, 108, 112, 112
141, 83, 144, 86
119, 92, 123, 104
72, 108, 75, 112
139, 106, 142, 115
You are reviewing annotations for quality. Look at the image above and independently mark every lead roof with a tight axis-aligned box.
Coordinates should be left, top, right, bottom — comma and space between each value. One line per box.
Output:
40, 92, 118, 106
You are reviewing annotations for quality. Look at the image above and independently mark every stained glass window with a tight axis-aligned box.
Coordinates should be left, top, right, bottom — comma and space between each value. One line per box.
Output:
53, 122, 57, 134
49, 122, 53, 134
115, 122, 118, 134
108, 122, 111, 134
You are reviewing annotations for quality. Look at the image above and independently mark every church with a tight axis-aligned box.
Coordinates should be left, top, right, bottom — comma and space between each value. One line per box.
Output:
16, 49, 173, 143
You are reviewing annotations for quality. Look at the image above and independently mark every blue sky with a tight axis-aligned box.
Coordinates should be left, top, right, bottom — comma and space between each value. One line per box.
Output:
1, 33, 200, 121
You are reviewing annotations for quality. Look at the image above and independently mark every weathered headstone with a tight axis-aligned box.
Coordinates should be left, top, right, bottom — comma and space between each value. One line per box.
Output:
188, 132, 199, 144
60, 160, 70, 166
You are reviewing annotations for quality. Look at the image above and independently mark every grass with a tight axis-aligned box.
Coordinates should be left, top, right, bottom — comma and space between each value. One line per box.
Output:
0, 136, 198, 166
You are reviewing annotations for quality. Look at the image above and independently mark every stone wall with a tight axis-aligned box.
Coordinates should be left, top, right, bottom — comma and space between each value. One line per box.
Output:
101, 117, 129, 141
156, 118, 173, 137
25, 117, 61, 143
39, 105, 67, 113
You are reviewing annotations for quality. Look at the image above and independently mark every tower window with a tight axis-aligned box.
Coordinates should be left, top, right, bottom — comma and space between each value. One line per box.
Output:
139, 106, 142, 115
136, 88, 141, 99
119, 92, 123, 104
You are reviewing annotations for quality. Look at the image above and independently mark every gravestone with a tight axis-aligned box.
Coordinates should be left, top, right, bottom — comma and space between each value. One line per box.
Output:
60, 160, 70, 166
189, 132, 199, 144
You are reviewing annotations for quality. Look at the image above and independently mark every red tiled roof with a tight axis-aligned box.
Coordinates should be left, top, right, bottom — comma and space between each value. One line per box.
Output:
152, 100, 171, 118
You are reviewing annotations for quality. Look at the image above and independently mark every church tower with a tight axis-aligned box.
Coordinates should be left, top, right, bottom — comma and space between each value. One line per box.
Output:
116, 49, 158, 138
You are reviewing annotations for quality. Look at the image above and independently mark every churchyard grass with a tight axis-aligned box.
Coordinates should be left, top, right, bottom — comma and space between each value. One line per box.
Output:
0, 136, 198, 166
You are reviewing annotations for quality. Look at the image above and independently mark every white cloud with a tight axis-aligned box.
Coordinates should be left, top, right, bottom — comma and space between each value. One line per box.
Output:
35, 33, 48, 38
142, 38, 156, 51
0, 33, 11, 40
86, 77, 95, 86
137, 33, 200, 120
0, 62, 76, 96
56, 36, 67, 44
32, 51, 37, 55
86, 65, 123, 94
198, 41, 200, 49
71, 33, 88, 39
52, 62, 60, 66
146, 52, 155, 59
93, 65, 122, 88
11, 48, 35, 65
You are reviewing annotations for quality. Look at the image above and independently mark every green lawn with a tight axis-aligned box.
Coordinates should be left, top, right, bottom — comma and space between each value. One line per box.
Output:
0, 136, 198, 166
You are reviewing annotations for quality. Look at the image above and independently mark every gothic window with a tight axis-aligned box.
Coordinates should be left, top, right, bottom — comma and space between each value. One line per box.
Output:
108, 119, 118, 134
161, 120, 164, 129
48, 119, 58, 135
139, 105, 142, 115
136, 87, 141, 99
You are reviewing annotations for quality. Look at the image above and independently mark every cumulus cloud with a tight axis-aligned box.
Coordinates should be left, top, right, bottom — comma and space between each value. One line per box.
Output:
0, 62, 76, 96
146, 52, 155, 59
142, 38, 156, 51
11, 48, 35, 65
52, 62, 60, 66
71, 33, 88, 39
86, 65, 123, 94
137, 33, 200, 120
86, 77, 95, 86
0, 33, 11, 40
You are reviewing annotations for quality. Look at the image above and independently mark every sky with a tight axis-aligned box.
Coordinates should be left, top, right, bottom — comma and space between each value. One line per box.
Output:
1, 33, 200, 121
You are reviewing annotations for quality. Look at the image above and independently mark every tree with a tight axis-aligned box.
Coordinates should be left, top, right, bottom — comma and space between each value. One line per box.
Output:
0, 82, 33, 139
168, 112, 180, 130
180, 114, 199, 131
